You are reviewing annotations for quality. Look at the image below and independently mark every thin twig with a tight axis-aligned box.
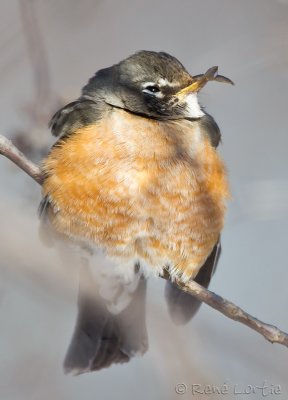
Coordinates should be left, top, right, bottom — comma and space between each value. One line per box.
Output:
0, 134, 42, 184
177, 279, 288, 347
0, 131, 288, 348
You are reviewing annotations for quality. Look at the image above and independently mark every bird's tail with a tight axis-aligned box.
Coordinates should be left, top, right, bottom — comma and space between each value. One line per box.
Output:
64, 260, 148, 374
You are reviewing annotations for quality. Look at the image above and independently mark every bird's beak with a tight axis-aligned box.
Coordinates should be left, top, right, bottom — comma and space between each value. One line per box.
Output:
176, 66, 234, 96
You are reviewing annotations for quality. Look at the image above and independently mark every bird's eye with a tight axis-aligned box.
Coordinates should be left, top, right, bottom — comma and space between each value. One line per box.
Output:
143, 85, 160, 94
145, 85, 160, 93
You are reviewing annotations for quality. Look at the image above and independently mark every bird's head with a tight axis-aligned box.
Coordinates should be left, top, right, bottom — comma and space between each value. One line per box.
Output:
82, 50, 233, 120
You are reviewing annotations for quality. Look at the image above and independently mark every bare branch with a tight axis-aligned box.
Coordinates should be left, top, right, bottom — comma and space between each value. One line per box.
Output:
19, 0, 52, 109
0, 134, 42, 184
178, 279, 288, 347
1, 132, 288, 348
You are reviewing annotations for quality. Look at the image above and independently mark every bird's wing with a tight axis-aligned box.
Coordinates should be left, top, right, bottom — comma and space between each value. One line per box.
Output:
165, 113, 222, 324
198, 112, 222, 148
49, 98, 105, 138
38, 97, 106, 243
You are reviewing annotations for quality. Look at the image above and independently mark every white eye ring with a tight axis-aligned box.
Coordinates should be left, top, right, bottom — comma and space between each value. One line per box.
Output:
143, 85, 160, 93
142, 82, 163, 97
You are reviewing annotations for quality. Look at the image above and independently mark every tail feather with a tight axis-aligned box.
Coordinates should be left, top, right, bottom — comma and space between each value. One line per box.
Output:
64, 261, 148, 374
90, 319, 128, 371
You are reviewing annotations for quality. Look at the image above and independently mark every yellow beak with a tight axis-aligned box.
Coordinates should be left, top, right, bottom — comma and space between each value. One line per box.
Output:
177, 66, 234, 96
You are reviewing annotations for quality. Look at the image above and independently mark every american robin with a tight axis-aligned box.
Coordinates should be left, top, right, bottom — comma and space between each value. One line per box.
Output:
39, 51, 232, 374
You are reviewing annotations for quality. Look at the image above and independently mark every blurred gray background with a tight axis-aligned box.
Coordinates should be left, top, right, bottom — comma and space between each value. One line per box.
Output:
0, 0, 288, 399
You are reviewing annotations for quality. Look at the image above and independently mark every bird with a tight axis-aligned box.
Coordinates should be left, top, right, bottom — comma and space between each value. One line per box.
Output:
39, 50, 232, 374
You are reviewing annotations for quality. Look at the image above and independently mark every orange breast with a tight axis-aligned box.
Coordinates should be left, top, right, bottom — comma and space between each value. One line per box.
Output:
42, 108, 230, 281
